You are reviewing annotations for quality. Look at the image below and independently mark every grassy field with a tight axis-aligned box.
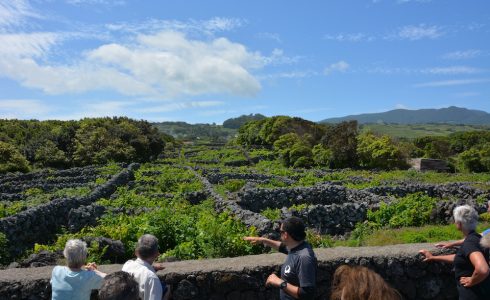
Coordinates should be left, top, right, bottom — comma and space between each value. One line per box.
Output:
360, 123, 490, 139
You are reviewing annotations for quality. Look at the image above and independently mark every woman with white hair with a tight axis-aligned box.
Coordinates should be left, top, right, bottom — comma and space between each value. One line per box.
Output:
420, 205, 490, 299
50, 239, 107, 300
436, 201, 490, 249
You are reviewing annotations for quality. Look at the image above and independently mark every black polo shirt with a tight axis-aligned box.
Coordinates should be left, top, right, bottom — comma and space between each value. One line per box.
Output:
278, 241, 317, 300
454, 231, 490, 299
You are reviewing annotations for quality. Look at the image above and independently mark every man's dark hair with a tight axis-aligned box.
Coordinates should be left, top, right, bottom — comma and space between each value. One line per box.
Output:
281, 216, 306, 241
98, 271, 139, 300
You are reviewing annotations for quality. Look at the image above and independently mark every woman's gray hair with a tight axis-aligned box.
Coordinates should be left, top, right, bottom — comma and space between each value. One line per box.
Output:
453, 205, 478, 232
63, 239, 88, 268
136, 234, 159, 260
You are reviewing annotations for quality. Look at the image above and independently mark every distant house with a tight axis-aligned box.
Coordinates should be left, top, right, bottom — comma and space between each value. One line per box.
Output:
409, 158, 450, 172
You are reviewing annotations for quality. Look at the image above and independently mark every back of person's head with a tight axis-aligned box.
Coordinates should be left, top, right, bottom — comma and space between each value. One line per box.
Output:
136, 234, 159, 260
331, 265, 402, 300
63, 239, 87, 268
453, 205, 478, 232
281, 217, 306, 242
98, 271, 139, 300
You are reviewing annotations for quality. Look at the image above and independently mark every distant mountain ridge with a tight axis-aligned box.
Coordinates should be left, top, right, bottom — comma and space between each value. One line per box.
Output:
320, 106, 490, 125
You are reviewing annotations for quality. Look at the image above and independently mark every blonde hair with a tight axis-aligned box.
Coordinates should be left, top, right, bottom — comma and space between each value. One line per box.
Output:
330, 265, 402, 300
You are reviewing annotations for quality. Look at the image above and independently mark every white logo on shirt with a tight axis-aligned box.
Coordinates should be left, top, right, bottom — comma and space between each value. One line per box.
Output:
285, 265, 291, 274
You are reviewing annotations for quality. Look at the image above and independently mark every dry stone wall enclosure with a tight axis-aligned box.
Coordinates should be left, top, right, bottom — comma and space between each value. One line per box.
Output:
0, 244, 459, 300
0, 163, 139, 258
1, 145, 490, 300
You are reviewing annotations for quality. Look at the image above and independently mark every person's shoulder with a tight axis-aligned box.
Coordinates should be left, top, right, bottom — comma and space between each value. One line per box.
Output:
51, 266, 64, 279
299, 242, 315, 254
465, 232, 482, 244
52, 265, 66, 275
122, 259, 137, 270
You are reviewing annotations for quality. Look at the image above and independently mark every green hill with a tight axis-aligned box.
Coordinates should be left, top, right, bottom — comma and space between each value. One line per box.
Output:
321, 106, 490, 125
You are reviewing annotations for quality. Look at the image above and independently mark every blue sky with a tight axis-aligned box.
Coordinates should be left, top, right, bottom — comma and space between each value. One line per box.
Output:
0, 0, 489, 124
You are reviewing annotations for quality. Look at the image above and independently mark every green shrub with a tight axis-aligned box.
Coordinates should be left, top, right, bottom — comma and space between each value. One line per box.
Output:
306, 229, 333, 248
223, 179, 246, 192
480, 212, 490, 223
367, 193, 437, 228
0, 232, 9, 265
0, 141, 30, 173
261, 208, 281, 221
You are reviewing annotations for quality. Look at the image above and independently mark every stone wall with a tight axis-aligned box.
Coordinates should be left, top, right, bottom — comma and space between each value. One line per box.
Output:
0, 163, 140, 258
0, 243, 459, 300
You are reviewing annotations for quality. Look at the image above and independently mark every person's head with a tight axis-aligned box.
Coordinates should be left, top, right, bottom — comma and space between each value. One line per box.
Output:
63, 239, 88, 269
330, 265, 402, 300
98, 271, 139, 300
481, 233, 490, 249
453, 205, 478, 232
135, 234, 159, 262
280, 217, 306, 243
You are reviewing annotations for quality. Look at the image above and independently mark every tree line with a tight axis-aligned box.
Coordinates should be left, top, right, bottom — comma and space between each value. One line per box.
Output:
236, 116, 490, 172
0, 118, 173, 173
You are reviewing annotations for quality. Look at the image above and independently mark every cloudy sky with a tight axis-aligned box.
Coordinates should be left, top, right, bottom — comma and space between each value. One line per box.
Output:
0, 0, 489, 123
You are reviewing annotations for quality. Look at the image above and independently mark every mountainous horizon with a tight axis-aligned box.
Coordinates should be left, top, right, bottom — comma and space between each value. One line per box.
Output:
320, 106, 490, 125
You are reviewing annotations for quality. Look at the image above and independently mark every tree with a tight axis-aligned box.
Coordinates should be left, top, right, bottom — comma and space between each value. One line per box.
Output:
357, 132, 407, 170
273, 133, 301, 167
34, 140, 69, 168
457, 148, 485, 172
413, 136, 452, 159
237, 116, 327, 146
321, 121, 358, 168
0, 141, 30, 173
222, 114, 267, 129
312, 144, 333, 167
289, 142, 313, 168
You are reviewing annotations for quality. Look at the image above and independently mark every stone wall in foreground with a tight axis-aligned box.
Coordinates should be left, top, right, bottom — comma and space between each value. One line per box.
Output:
0, 243, 459, 300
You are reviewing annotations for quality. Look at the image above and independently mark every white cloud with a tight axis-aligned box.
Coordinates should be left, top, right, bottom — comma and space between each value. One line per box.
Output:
259, 70, 317, 80
423, 66, 483, 75
0, 0, 40, 29
202, 17, 244, 32
324, 33, 374, 42
105, 17, 245, 36
394, 24, 443, 40
442, 50, 483, 60
260, 49, 300, 65
0, 30, 264, 98
324, 61, 350, 75
414, 78, 490, 87
0, 99, 52, 118
0, 32, 60, 57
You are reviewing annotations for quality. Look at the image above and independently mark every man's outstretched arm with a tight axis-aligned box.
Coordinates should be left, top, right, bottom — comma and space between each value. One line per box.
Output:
243, 236, 281, 250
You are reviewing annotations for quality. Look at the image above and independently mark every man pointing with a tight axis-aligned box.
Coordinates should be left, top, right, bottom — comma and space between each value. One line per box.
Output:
244, 217, 317, 300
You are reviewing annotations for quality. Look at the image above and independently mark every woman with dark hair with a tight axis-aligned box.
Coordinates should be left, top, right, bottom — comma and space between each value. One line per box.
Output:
330, 265, 402, 300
